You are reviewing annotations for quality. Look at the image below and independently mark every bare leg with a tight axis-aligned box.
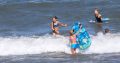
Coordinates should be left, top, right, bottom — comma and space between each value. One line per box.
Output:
71, 48, 76, 55
52, 32, 56, 36
74, 49, 77, 55
53, 30, 60, 37
71, 49, 74, 55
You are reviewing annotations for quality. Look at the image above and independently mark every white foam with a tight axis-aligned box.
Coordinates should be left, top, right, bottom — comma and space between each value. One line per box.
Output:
85, 32, 120, 54
0, 35, 70, 56
0, 33, 120, 56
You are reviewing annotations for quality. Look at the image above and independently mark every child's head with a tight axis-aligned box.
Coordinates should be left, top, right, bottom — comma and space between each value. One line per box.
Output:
54, 16, 58, 19
95, 8, 99, 14
69, 30, 74, 36
52, 16, 58, 22
105, 28, 110, 33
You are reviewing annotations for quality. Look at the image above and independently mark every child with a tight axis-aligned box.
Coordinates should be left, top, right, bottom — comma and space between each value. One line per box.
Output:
50, 16, 67, 36
69, 30, 78, 55
105, 28, 110, 34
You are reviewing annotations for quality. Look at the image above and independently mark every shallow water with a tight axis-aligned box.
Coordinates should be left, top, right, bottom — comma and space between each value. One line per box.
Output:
0, 0, 120, 63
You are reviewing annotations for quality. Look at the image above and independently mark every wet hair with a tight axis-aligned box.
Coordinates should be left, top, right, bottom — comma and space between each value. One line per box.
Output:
105, 28, 110, 33
73, 29, 74, 32
53, 16, 58, 19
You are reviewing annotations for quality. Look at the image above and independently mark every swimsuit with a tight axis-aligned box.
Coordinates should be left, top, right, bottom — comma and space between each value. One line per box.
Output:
53, 22, 59, 28
52, 22, 59, 33
95, 15, 102, 23
71, 44, 78, 49
70, 36, 78, 49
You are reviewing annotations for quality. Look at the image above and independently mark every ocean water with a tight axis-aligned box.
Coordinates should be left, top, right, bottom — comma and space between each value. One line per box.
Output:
0, 0, 120, 63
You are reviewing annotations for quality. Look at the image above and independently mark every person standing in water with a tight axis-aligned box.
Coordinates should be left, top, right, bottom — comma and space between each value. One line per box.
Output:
104, 28, 110, 34
69, 30, 78, 55
94, 8, 103, 23
50, 16, 67, 36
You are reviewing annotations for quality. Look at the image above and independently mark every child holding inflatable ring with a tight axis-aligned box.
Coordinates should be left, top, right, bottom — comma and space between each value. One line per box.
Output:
69, 30, 78, 55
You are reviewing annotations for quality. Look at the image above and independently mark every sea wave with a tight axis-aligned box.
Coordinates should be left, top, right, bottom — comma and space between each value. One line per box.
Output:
0, 33, 120, 56
0, 0, 80, 5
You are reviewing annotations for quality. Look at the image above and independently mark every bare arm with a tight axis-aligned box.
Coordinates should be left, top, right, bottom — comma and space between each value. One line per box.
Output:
98, 14, 102, 19
58, 21, 67, 27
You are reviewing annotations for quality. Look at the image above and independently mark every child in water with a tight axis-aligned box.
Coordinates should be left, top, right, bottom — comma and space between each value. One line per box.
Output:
104, 28, 110, 34
69, 30, 78, 55
50, 16, 67, 36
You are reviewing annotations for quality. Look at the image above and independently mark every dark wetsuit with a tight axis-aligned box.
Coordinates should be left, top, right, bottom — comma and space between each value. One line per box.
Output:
95, 15, 103, 23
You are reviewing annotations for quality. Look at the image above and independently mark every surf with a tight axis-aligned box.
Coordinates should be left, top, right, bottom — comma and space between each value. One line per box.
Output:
86, 32, 120, 54
0, 33, 120, 56
0, 35, 70, 56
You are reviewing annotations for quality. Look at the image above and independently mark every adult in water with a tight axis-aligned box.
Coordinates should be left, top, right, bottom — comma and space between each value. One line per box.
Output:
50, 16, 67, 36
94, 8, 103, 23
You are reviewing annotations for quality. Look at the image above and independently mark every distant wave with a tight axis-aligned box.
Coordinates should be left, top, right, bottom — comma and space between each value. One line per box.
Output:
0, 0, 80, 5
